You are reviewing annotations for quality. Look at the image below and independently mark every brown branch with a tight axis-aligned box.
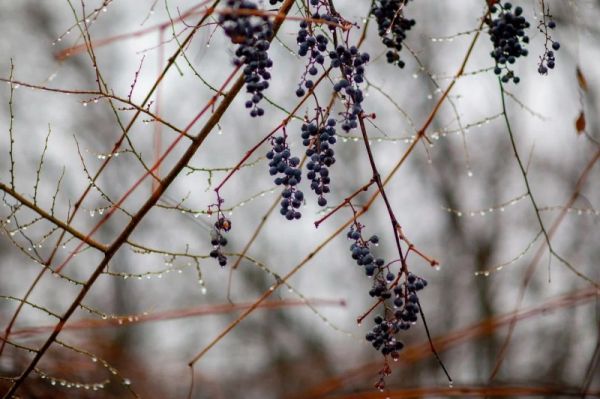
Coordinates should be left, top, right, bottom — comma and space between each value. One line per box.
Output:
10, 298, 346, 337
0, 182, 107, 252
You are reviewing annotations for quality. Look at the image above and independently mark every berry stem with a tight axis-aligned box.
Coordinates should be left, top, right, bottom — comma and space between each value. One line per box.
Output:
313, 178, 375, 228
358, 114, 408, 275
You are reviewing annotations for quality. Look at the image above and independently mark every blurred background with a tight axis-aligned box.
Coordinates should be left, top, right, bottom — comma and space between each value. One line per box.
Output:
1, 0, 599, 397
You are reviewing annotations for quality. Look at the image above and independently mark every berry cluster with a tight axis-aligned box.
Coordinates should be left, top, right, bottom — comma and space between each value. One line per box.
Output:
301, 118, 337, 206
267, 135, 304, 220
372, 0, 416, 68
295, 24, 328, 97
295, 2, 338, 97
330, 45, 369, 131
348, 222, 430, 388
538, 18, 560, 74
366, 315, 405, 360
219, 0, 274, 116
365, 274, 428, 364
209, 216, 231, 267
487, 2, 530, 84
347, 226, 388, 285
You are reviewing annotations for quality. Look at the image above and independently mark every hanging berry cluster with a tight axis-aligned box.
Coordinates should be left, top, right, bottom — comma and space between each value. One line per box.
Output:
486, 2, 530, 84
295, 0, 339, 97
301, 117, 337, 207
537, 12, 560, 74
209, 210, 231, 267
331, 46, 369, 132
347, 222, 429, 390
219, 0, 274, 116
372, 0, 416, 68
348, 224, 401, 304
267, 134, 304, 220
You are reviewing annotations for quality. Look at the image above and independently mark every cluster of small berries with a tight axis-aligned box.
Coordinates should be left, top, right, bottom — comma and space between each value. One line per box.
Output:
347, 223, 429, 384
209, 216, 231, 266
365, 274, 428, 357
295, 2, 338, 97
267, 135, 303, 220
538, 18, 560, 74
295, 25, 328, 96
372, 0, 415, 68
219, 0, 274, 116
347, 226, 389, 284
487, 2, 530, 84
331, 46, 369, 132
301, 118, 337, 206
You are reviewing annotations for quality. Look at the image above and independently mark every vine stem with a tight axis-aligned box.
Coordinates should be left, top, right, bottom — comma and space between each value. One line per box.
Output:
357, 115, 408, 274
313, 178, 376, 228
